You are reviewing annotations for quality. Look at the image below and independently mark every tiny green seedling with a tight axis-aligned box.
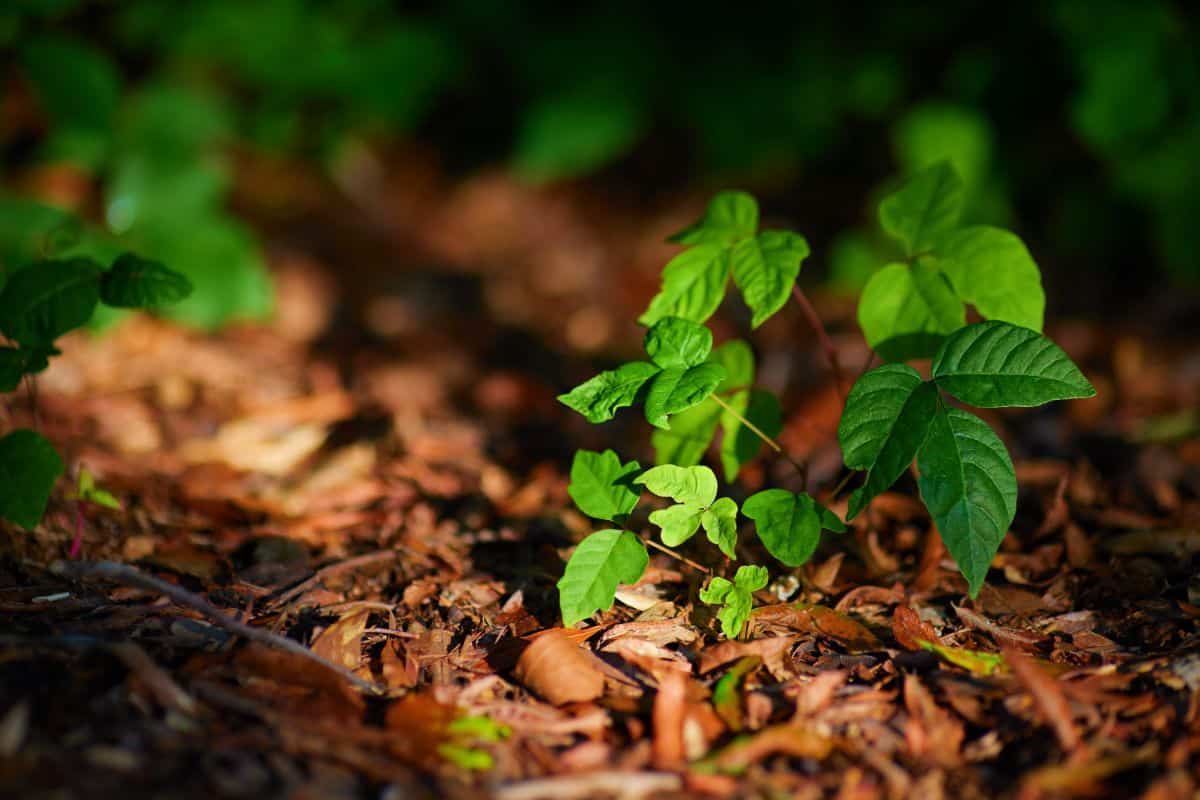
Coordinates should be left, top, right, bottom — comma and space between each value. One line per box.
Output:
557, 160, 1095, 636
0, 252, 192, 531
70, 467, 121, 511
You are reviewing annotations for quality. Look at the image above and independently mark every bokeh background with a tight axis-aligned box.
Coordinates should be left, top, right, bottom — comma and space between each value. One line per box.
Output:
3, 0, 1199, 344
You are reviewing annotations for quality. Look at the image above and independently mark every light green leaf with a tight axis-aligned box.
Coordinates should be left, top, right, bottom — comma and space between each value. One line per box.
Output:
644, 362, 726, 429
638, 245, 730, 326
0, 429, 64, 529
635, 465, 718, 506
0, 257, 103, 345
701, 497, 739, 559
670, 191, 759, 246
879, 161, 964, 256
650, 340, 753, 467
917, 405, 1017, 598
644, 316, 712, 369
558, 361, 660, 423
557, 529, 649, 626
73, 467, 121, 510
648, 503, 705, 547
838, 365, 940, 520
701, 565, 768, 639
743, 489, 825, 566
567, 449, 641, 522
857, 261, 965, 362
730, 230, 810, 328
720, 389, 782, 482
932, 321, 1096, 408
100, 252, 193, 308
936, 226, 1044, 331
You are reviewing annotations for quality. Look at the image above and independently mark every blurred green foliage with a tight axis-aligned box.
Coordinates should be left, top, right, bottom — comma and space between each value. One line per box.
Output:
1, 0, 1197, 329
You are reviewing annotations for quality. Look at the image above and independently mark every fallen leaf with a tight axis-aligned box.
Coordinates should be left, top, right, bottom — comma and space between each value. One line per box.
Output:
311, 609, 370, 671
892, 606, 939, 650
513, 629, 604, 705
753, 604, 882, 652
918, 640, 1007, 676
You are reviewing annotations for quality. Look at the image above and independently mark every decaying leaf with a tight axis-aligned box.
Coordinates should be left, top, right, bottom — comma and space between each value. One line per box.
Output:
513, 629, 605, 705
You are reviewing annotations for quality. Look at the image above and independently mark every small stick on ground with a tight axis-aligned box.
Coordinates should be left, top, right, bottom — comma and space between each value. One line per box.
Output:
275, 549, 402, 605
51, 559, 387, 695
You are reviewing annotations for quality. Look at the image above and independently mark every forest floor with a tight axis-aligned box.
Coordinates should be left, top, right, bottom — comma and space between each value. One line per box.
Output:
2, 153, 1200, 799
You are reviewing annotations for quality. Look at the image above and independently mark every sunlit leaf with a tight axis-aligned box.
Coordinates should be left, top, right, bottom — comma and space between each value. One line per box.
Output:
643, 316, 713, 369
730, 230, 810, 328
567, 449, 641, 522
638, 245, 731, 326
857, 261, 964, 362
701, 496, 739, 559
936, 226, 1044, 332
644, 362, 726, 429
670, 191, 759, 247
743, 489, 834, 567
558, 529, 649, 626
558, 361, 660, 423
879, 161, 964, 256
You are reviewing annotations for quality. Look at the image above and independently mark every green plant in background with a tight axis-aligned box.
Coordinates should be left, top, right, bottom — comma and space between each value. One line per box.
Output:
0, 252, 191, 529
557, 163, 1094, 635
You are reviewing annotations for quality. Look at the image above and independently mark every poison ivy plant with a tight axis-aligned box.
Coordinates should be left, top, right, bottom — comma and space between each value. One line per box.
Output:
640, 192, 810, 329
859, 161, 1045, 361
557, 177, 1094, 635
0, 251, 192, 530
700, 565, 769, 639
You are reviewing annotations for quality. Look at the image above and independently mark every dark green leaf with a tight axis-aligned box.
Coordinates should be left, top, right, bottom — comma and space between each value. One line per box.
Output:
558, 361, 660, 423
557, 529, 648, 626
638, 245, 731, 327
730, 230, 810, 328
644, 362, 726, 429
0, 345, 52, 391
567, 449, 641, 522
917, 405, 1017, 597
932, 321, 1096, 407
839, 365, 940, 519
670, 191, 759, 246
879, 161, 964, 256
650, 340, 752, 467
100, 253, 193, 308
720, 389, 782, 482
0, 257, 102, 345
643, 317, 712, 369
0, 429, 64, 529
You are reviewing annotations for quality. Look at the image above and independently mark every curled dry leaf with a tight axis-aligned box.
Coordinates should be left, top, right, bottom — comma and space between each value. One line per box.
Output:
892, 605, 939, 651
513, 629, 604, 705
753, 603, 882, 653
311, 609, 370, 671
711, 723, 834, 771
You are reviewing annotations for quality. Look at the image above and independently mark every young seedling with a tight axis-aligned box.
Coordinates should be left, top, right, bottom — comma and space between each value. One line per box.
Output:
556, 161, 1095, 636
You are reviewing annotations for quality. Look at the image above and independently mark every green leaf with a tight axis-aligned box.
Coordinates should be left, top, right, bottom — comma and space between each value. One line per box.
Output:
567, 449, 641, 522
720, 389, 782, 483
917, 405, 1017, 598
839, 365, 941, 520
73, 467, 121, 510
879, 161, 964, 256
650, 340, 753, 467
100, 253, 193, 308
701, 497, 739, 559
513, 89, 641, 182
743, 489, 829, 567
932, 321, 1096, 408
557, 529, 649, 626
670, 191, 759, 246
0, 257, 103, 345
644, 362, 726, 429
0, 346, 51, 392
643, 317, 712, 369
558, 361, 660, 423
638, 245, 731, 326
649, 502, 706, 547
857, 261, 965, 362
700, 565, 768, 639
936, 226, 1044, 331
0, 429, 64, 529
635, 465, 718, 506
21, 34, 119, 163
730, 231, 810, 328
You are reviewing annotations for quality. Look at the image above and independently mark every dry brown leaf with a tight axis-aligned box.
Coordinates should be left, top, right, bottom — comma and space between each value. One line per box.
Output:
513, 629, 604, 705
652, 669, 687, 769
903, 675, 963, 768
712, 724, 833, 770
753, 604, 882, 652
311, 609, 370, 671
892, 605, 939, 651
1003, 647, 1082, 754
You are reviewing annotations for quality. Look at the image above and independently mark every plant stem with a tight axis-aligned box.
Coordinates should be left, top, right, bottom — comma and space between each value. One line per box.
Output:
708, 392, 808, 483
644, 537, 710, 575
791, 285, 846, 399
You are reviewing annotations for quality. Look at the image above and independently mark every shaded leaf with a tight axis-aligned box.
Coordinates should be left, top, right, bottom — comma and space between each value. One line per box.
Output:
918, 639, 1007, 676
917, 405, 1017, 597
0, 429, 64, 529
0, 257, 102, 345
100, 252, 193, 308
720, 389, 782, 482
932, 321, 1096, 408
650, 340, 753, 467
742, 489, 832, 567
879, 161, 964, 256
0, 346, 51, 392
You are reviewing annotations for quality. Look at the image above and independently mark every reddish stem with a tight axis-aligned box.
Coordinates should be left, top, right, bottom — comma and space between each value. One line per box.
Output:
791, 285, 846, 399
69, 502, 84, 559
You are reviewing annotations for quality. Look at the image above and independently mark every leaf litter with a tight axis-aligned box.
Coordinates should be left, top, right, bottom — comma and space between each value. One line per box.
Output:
1, 151, 1199, 798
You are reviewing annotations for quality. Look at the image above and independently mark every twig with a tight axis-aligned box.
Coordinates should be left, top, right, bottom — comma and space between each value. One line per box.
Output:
791, 285, 846, 399
644, 537, 710, 575
51, 559, 387, 695
275, 549, 401, 605
708, 393, 808, 484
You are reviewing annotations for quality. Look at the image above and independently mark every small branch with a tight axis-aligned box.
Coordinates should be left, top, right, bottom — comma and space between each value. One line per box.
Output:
51, 560, 387, 695
644, 537, 711, 575
827, 470, 858, 502
708, 393, 808, 483
791, 285, 846, 399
